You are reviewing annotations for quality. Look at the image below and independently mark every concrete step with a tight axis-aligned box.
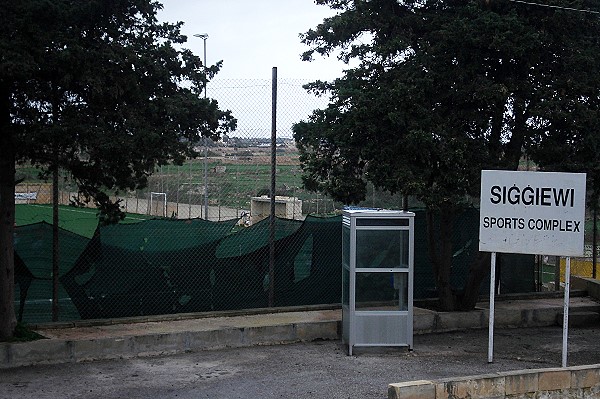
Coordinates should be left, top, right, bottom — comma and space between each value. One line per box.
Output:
557, 311, 600, 327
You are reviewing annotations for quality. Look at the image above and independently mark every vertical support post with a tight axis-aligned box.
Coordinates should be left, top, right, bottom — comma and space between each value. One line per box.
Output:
188, 160, 192, 218
164, 165, 169, 216
204, 139, 209, 220
593, 202, 597, 279
269, 67, 277, 307
537, 255, 544, 292
562, 256, 571, 367
202, 35, 209, 221
488, 252, 496, 363
160, 166, 164, 194
554, 256, 561, 291
52, 164, 60, 322
176, 165, 179, 218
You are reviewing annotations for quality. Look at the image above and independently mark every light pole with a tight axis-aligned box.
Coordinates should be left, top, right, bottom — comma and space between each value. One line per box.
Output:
194, 33, 209, 220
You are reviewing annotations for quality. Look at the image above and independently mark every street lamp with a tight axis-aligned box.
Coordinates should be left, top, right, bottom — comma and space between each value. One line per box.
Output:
193, 33, 208, 99
194, 33, 209, 220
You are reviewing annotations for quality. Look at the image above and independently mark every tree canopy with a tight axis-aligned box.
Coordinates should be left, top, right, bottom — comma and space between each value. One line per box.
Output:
293, 0, 600, 310
0, 0, 236, 339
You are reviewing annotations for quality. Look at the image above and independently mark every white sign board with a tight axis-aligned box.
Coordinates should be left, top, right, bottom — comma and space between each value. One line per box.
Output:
479, 170, 586, 256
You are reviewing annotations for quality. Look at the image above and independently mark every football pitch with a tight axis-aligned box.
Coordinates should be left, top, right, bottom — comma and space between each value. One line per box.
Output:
15, 204, 152, 238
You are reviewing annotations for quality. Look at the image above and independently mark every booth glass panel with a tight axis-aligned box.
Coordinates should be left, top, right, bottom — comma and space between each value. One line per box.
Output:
355, 272, 408, 311
356, 230, 409, 269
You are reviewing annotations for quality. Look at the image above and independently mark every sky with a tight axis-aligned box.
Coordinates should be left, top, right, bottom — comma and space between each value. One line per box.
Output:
157, 0, 347, 138
157, 0, 346, 81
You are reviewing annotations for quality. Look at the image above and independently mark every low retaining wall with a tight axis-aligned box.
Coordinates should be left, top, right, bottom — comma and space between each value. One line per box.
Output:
1, 319, 338, 369
572, 276, 600, 302
388, 364, 600, 399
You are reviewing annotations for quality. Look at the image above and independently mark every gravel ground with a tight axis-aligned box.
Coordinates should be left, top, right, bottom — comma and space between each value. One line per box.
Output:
1, 326, 600, 399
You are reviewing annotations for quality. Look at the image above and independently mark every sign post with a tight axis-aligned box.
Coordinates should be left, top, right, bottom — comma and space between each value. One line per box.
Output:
563, 257, 571, 367
488, 252, 496, 363
479, 170, 586, 366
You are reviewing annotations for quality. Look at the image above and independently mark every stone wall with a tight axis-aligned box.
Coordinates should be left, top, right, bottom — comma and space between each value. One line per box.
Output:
389, 364, 600, 399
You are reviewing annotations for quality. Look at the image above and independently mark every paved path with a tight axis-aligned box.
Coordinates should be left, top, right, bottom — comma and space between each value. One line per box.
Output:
2, 326, 600, 399
2, 295, 600, 398
2, 295, 599, 370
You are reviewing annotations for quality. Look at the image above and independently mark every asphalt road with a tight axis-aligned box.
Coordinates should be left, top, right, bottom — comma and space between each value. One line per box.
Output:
2, 326, 600, 399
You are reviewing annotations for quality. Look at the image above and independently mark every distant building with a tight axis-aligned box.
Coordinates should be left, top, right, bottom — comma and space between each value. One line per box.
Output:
250, 195, 303, 224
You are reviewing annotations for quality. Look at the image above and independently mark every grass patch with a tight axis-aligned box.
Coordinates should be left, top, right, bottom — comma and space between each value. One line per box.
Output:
16, 204, 155, 238
2, 322, 46, 343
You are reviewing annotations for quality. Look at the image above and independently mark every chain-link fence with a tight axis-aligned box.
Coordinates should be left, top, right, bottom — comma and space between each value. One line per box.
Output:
13, 203, 541, 324
13, 78, 347, 323
13, 78, 586, 324
131, 78, 337, 220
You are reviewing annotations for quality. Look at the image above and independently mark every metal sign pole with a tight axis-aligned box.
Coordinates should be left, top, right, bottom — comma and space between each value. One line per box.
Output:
488, 252, 496, 363
562, 256, 571, 367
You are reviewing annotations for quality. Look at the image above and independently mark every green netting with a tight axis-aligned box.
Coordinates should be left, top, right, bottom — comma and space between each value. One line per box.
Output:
59, 215, 342, 318
15, 208, 534, 322
410, 207, 535, 299
61, 218, 239, 318
272, 215, 342, 306
13, 222, 90, 323
99, 218, 238, 251
215, 217, 303, 258
211, 215, 342, 310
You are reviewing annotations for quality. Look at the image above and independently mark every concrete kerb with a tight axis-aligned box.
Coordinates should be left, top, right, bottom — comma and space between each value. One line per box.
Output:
388, 365, 600, 399
388, 287, 600, 399
1, 292, 598, 369
0, 318, 341, 369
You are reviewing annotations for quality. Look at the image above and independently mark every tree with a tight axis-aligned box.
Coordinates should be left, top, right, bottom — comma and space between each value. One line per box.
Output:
527, 20, 600, 275
0, 0, 236, 340
293, 0, 600, 310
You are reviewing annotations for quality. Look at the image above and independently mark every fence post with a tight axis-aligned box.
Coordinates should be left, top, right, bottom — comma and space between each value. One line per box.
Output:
52, 164, 59, 322
269, 67, 277, 307
555, 256, 561, 291
593, 201, 597, 279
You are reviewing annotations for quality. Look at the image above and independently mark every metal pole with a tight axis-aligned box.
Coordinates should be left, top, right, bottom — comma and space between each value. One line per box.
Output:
193, 33, 209, 220
562, 256, 571, 367
204, 140, 209, 220
202, 36, 207, 100
554, 256, 561, 291
52, 163, 59, 322
488, 252, 496, 363
269, 67, 277, 307
176, 169, 179, 218
188, 160, 192, 218
202, 35, 209, 220
593, 201, 597, 279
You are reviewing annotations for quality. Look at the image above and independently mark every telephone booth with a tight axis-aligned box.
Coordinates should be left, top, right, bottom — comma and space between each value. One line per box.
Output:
342, 209, 415, 355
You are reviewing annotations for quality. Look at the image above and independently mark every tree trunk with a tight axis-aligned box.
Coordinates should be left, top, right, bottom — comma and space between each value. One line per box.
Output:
426, 207, 456, 311
505, 96, 528, 170
427, 206, 492, 312
457, 251, 491, 310
0, 86, 17, 340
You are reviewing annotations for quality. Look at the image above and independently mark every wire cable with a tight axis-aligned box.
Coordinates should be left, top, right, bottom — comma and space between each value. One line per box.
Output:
508, 0, 600, 15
